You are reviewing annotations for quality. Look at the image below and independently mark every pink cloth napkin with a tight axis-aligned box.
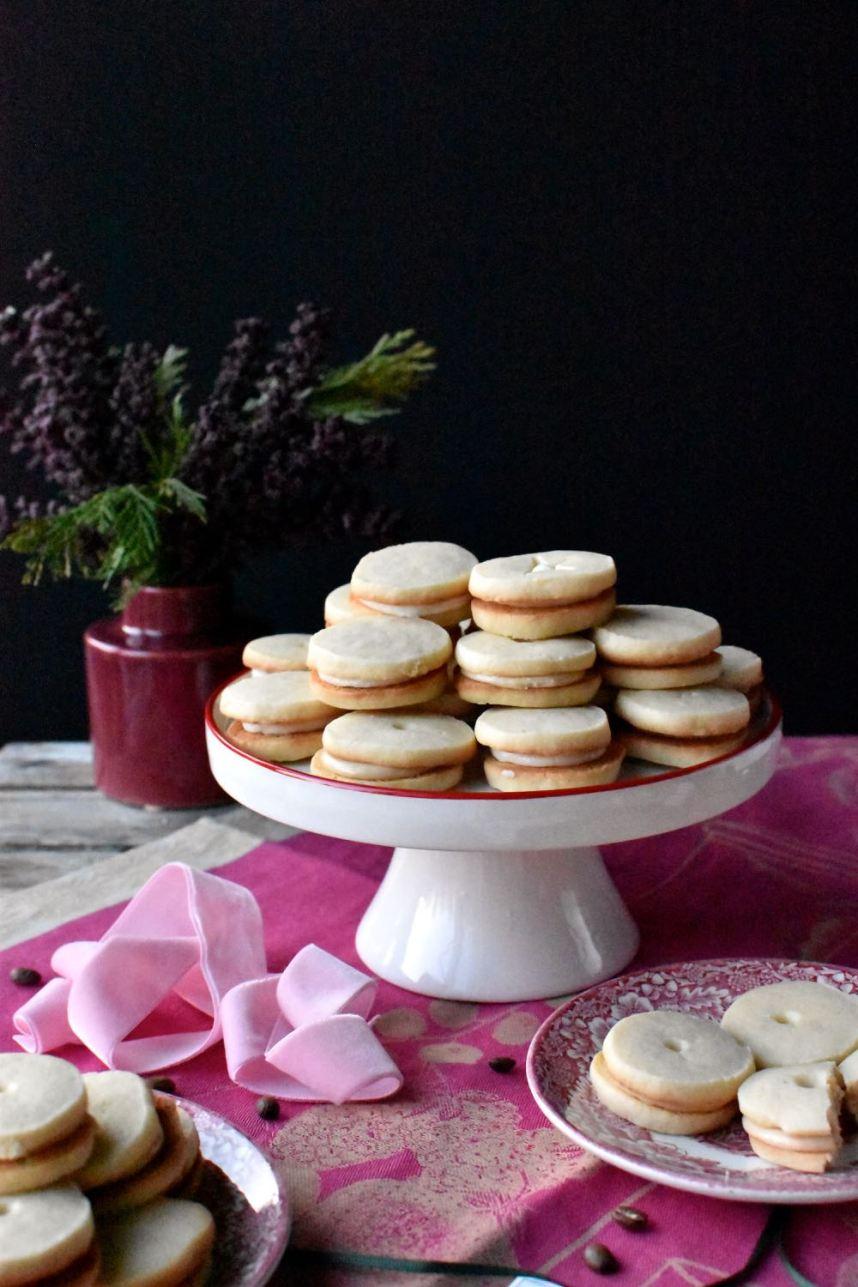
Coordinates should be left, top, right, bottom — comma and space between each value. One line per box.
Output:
222, 945, 402, 1101
11, 864, 401, 1103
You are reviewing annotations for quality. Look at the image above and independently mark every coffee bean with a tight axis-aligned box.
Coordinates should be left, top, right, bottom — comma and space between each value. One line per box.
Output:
488, 1056, 516, 1073
147, 1076, 176, 1095
256, 1096, 280, 1121
613, 1204, 648, 1231
583, 1243, 619, 1274
10, 967, 41, 987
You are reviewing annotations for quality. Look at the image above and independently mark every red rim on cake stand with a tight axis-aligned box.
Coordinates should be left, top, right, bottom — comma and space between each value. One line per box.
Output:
205, 683, 782, 1003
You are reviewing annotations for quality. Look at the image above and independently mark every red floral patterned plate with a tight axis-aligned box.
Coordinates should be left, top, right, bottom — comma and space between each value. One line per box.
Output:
526, 958, 858, 1204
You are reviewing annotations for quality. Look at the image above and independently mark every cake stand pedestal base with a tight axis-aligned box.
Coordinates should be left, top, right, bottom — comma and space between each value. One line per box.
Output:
355, 845, 639, 1002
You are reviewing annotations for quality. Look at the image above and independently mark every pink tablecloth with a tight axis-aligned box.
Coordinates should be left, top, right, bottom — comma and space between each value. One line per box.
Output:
2, 736, 858, 1286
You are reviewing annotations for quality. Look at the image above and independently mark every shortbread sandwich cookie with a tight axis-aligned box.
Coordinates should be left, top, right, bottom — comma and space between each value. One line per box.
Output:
241, 633, 310, 675
350, 541, 477, 628
474, 707, 624, 791
601, 1011, 754, 1113
220, 671, 335, 762
0, 1117, 95, 1196
739, 1062, 844, 1173
589, 1052, 738, 1136
721, 980, 858, 1068
89, 1096, 200, 1215
838, 1048, 858, 1118
614, 688, 750, 767
308, 619, 451, 710
594, 605, 721, 666
714, 645, 765, 715
97, 1198, 215, 1287
77, 1072, 163, 1191
600, 654, 723, 690
0, 1054, 87, 1163
0, 1183, 96, 1287
312, 711, 476, 790
455, 632, 600, 708
469, 551, 616, 640
324, 584, 374, 626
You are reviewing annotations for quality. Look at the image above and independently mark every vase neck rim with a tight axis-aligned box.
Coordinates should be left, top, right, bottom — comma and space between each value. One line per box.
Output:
121, 583, 231, 637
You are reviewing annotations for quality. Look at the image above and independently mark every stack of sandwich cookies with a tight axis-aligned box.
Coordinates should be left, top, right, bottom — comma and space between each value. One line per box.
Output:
308, 619, 451, 710
469, 551, 616, 640
350, 541, 476, 629
312, 711, 476, 790
714, 645, 764, 714
589, 1011, 754, 1135
79, 1074, 200, 1215
739, 1063, 844, 1173
0, 1054, 94, 1195
0, 1184, 99, 1287
613, 688, 750, 767
97, 1197, 215, 1287
241, 633, 310, 675
455, 632, 599, 707
220, 671, 335, 762
474, 707, 623, 791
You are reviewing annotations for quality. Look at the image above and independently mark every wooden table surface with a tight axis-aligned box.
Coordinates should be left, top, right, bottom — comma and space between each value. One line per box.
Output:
0, 741, 291, 892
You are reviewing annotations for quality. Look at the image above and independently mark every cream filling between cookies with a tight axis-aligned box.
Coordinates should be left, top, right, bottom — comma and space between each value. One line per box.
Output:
242, 717, 327, 734
492, 747, 606, 767
462, 669, 588, 689
323, 753, 430, 780
356, 594, 469, 618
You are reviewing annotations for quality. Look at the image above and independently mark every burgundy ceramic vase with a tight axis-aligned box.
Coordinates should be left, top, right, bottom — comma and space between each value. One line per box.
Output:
84, 584, 246, 807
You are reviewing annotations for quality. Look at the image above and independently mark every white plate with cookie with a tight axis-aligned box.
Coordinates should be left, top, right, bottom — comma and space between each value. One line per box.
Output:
526, 959, 858, 1203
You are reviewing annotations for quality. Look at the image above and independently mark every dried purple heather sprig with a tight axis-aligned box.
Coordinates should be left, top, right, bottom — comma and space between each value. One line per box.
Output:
1, 252, 432, 601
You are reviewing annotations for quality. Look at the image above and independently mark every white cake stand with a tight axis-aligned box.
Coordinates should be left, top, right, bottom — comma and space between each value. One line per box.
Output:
205, 687, 782, 1003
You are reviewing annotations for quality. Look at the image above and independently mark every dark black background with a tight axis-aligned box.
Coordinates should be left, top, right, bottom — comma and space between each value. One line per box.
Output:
1, 2, 856, 741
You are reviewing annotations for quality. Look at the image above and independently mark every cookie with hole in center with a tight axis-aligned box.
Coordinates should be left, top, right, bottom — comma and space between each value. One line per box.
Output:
308, 619, 451, 710
721, 980, 858, 1068
469, 551, 616, 640
220, 671, 336, 762
312, 710, 476, 790
739, 1062, 844, 1173
0, 1054, 87, 1163
350, 541, 476, 629
455, 632, 599, 707
594, 604, 721, 665
474, 706, 623, 791
589, 1051, 739, 1136
241, 634, 310, 675
0, 1183, 97, 1287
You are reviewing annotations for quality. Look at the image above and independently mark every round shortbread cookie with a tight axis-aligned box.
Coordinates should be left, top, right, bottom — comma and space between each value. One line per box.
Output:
601, 653, 722, 690
474, 706, 611, 756
614, 687, 750, 738
738, 1062, 843, 1136
715, 645, 764, 693
91, 1100, 199, 1215
722, 981, 858, 1068
471, 588, 615, 641
469, 551, 616, 605
219, 671, 333, 727
0, 1054, 87, 1163
616, 728, 747, 768
324, 584, 373, 626
483, 742, 624, 792
352, 541, 477, 606
0, 1183, 94, 1287
77, 1072, 163, 1191
241, 634, 310, 673
744, 1134, 833, 1174
0, 1117, 95, 1196
740, 1119, 836, 1153
457, 669, 601, 709
224, 722, 323, 763
97, 1198, 215, 1287
308, 619, 452, 683
602, 1011, 755, 1113
311, 750, 464, 792
589, 1052, 737, 1136
456, 631, 595, 678
593, 605, 721, 665
322, 711, 476, 771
